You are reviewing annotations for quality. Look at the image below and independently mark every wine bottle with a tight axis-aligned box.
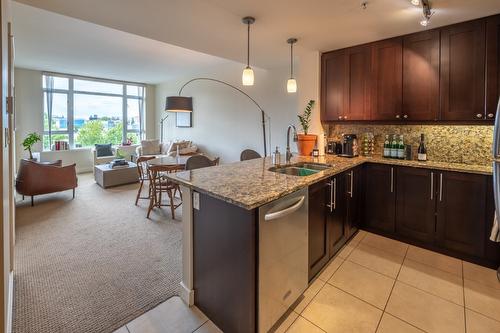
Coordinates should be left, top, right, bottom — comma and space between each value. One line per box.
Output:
418, 134, 427, 161
383, 135, 390, 158
390, 135, 398, 159
398, 135, 405, 160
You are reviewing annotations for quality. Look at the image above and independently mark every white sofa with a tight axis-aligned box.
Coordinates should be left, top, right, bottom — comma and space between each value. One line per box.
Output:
136, 140, 198, 158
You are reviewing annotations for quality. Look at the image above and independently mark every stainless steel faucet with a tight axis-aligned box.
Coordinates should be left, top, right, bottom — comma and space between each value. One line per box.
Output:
286, 125, 298, 164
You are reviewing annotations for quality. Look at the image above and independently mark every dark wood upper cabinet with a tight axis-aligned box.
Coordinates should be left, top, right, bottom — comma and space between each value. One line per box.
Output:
345, 45, 371, 120
403, 30, 440, 121
486, 15, 500, 119
395, 166, 436, 243
364, 163, 396, 233
321, 50, 347, 121
436, 171, 486, 258
370, 37, 403, 121
440, 20, 486, 121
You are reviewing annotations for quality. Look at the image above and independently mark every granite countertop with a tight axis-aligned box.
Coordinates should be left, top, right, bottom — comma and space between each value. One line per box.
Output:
166, 155, 492, 210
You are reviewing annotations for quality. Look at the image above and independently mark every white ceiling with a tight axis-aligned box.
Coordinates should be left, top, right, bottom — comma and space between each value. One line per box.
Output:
13, 0, 500, 81
12, 2, 233, 84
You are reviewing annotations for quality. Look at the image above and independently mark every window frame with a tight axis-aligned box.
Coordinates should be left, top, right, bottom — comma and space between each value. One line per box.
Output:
42, 72, 146, 150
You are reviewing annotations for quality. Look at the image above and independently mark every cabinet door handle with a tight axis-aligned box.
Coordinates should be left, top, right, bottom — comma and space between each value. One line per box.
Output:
344, 116, 348, 120
439, 173, 443, 202
476, 113, 483, 119
338, 116, 342, 120
396, 115, 400, 119
488, 113, 495, 118
347, 171, 353, 198
327, 179, 334, 212
430, 172, 434, 200
403, 114, 408, 119
390, 167, 394, 193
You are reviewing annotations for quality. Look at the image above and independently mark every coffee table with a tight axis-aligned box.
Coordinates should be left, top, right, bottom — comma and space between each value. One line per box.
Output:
94, 162, 138, 188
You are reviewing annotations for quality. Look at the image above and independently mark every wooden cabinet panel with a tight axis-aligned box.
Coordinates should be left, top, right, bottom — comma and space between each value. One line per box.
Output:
371, 38, 403, 121
395, 167, 436, 243
328, 174, 346, 257
364, 164, 396, 233
308, 179, 330, 279
436, 171, 486, 257
403, 30, 440, 121
440, 20, 486, 121
321, 50, 347, 121
486, 15, 500, 120
346, 45, 371, 120
345, 166, 363, 238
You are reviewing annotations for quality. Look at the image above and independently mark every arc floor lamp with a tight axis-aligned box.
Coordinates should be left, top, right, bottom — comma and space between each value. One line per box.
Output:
164, 77, 271, 156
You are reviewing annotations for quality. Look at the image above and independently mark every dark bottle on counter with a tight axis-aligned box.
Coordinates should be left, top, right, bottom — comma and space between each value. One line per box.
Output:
390, 135, 399, 159
383, 135, 390, 158
418, 134, 427, 161
398, 135, 405, 160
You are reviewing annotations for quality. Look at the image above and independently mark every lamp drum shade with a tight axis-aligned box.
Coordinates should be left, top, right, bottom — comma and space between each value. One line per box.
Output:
165, 96, 193, 112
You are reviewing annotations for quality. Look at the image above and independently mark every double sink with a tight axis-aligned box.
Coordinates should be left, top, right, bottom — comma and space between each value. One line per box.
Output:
268, 162, 332, 177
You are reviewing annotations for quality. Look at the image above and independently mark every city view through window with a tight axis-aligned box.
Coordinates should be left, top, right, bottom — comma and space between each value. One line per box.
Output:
43, 74, 145, 150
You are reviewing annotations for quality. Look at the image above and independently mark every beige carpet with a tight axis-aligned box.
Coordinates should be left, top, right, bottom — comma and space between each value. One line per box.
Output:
13, 173, 182, 333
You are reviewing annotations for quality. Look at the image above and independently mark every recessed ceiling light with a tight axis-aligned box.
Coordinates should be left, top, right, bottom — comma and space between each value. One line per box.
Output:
411, 0, 420, 6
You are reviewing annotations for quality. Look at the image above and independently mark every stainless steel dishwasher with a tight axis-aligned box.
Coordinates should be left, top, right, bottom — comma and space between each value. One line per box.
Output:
258, 188, 308, 333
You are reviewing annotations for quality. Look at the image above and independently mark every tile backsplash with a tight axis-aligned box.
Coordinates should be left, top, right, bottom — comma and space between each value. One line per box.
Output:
326, 124, 493, 166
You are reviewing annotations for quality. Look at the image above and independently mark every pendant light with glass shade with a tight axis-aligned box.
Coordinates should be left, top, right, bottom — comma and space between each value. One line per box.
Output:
287, 38, 298, 93
242, 17, 255, 86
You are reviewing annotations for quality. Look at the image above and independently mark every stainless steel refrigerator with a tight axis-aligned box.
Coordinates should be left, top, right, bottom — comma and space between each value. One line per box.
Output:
491, 98, 500, 279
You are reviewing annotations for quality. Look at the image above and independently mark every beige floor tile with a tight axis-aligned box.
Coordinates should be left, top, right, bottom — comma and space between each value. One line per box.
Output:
274, 311, 299, 333
361, 233, 408, 257
464, 278, 500, 322
350, 230, 367, 244
113, 327, 129, 333
291, 278, 326, 314
386, 281, 465, 333
317, 256, 344, 282
347, 243, 404, 278
398, 258, 464, 305
337, 241, 357, 259
193, 320, 222, 333
406, 245, 462, 276
329, 260, 395, 309
377, 313, 425, 333
286, 317, 325, 333
463, 261, 500, 290
127, 296, 207, 333
302, 284, 382, 333
466, 309, 500, 333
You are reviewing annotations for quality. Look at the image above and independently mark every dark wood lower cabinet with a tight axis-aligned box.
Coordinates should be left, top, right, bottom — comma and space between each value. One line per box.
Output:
345, 166, 363, 238
364, 164, 396, 233
308, 179, 330, 280
395, 166, 436, 243
436, 171, 486, 257
328, 174, 346, 257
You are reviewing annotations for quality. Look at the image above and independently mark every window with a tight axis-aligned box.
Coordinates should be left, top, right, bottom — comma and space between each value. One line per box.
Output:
43, 73, 146, 150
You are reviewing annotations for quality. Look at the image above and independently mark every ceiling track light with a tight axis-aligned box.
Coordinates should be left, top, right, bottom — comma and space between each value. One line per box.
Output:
420, 0, 434, 27
242, 16, 255, 86
287, 38, 298, 93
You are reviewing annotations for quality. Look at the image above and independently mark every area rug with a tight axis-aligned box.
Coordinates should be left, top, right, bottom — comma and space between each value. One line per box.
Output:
13, 173, 182, 333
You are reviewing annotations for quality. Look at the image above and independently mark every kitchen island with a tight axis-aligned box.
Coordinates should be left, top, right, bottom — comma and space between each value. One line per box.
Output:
166, 155, 494, 333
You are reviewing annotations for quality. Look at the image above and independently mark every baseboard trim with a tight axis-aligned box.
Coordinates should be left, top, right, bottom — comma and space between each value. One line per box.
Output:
7, 271, 13, 333
180, 281, 194, 306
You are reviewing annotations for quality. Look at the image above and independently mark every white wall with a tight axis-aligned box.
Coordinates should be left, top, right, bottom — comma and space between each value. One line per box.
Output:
154, 52, 322, 164
14, 67, 156, 172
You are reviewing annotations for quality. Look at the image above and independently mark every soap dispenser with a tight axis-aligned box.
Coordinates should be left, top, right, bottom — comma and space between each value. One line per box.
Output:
272, 146, 281, 166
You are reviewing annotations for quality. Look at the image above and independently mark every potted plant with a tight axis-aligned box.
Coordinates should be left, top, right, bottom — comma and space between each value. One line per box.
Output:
296, 100, 317, 156
22, 132, 42, 161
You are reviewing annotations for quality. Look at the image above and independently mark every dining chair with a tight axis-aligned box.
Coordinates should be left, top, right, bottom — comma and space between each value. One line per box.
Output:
185, 155, 219, 170
135, 156, 155, 205
240, 149, 261, 161
147, 164, 183, 219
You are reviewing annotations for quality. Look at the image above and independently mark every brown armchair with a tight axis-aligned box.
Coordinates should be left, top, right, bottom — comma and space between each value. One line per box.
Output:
16, 159, 78, 206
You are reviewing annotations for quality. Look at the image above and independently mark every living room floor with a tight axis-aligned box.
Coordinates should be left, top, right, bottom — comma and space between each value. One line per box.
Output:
14, 173, 183, 333
113, 230, 500, 333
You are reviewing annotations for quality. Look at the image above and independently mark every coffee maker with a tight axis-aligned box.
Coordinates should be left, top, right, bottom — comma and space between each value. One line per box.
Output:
339, 134, 359, 157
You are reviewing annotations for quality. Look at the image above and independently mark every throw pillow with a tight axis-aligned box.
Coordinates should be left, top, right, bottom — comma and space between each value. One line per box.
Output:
141, 139, 161, 155
95, 144, 113, 157
168, 140, 191, 155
